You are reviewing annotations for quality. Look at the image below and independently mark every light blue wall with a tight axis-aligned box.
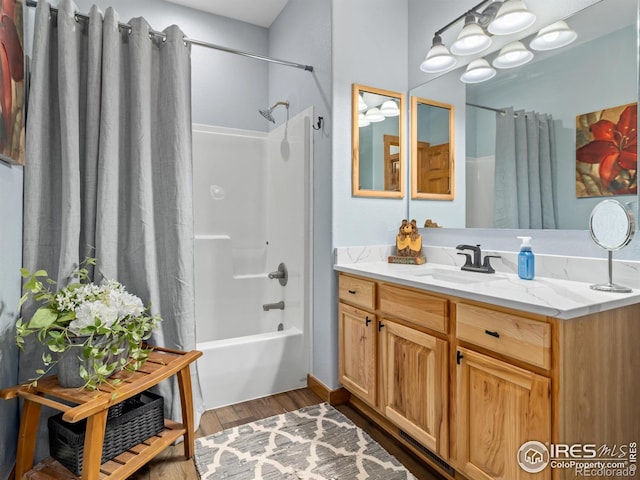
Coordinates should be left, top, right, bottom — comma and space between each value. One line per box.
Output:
417, 104, 450, 146
332, 0, 409, 248
0, 162, 22, 478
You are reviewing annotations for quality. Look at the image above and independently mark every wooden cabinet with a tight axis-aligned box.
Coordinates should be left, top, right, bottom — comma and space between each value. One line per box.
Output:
380, 319, 449, 458
336, 272, 640, 480
338, 303, 377, 407
454, 347, 551, 480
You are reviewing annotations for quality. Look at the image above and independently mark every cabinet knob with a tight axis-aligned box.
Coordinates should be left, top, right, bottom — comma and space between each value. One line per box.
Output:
348, 289, 356, 294
378, 321, 385, 331
456, 351, 464, 365
365, 316, 372, 326
484, 329, 500, 338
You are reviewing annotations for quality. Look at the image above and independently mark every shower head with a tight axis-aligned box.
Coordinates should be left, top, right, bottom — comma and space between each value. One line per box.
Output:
259, 101, 289, 123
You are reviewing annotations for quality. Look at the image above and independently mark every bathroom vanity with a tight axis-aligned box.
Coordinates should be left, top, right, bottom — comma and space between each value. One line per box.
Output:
335, 262, 640, 480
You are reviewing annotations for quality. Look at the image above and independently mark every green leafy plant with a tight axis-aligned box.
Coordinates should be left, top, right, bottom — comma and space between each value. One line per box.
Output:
16, 258, 162, 390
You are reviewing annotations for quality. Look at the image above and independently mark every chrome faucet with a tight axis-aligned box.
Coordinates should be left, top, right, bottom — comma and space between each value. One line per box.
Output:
456, 244, 501, 274
263, 301, 285, 311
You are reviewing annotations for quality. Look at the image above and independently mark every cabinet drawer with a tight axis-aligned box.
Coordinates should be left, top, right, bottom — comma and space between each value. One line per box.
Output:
338, 274, 376, 310
379, 283, 448, 333
456, 303, 551, 369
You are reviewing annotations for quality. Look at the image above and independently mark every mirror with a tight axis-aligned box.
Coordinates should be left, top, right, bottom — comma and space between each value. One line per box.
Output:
409, 0, 639, 229
589, 199, 635, 292
352, 84, 406, 198
411, 96, 455, 200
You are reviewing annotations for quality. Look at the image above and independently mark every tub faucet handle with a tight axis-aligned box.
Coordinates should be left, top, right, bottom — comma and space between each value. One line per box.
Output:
268, 263, 288, 286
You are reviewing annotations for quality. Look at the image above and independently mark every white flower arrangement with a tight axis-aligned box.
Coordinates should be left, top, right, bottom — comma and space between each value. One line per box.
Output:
16, 258, 161, 390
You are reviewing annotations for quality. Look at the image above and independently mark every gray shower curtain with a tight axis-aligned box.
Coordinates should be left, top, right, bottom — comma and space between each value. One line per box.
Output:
494, 107, 557, 229
22, 0, 203, 460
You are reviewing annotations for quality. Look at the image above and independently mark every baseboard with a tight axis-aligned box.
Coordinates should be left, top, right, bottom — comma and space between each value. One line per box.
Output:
306, 374, 350, 405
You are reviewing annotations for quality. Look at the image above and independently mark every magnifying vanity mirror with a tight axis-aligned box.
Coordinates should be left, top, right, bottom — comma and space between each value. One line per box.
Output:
589, 199, 635, 292
352, 84, 405, 198
411, 96, 455, 200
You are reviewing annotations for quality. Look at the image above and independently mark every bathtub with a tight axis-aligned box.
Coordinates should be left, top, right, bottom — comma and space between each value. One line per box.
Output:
197, 327, 306, 410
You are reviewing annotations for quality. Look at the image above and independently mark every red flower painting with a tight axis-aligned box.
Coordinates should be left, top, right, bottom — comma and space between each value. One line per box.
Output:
0, 0, 24, 165
576, 103, 637, 197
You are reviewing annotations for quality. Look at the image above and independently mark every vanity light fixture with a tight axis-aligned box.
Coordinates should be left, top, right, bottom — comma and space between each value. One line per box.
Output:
451, 14, 492, 56
460, 58, 496, 83
492, 40, 533, 68
529, 20, 577, 51
487, 0, 536, 35
420, 34, 457, 73
420, 0, 539, 76
364, 107, 385, 123
379, 100, 400, 117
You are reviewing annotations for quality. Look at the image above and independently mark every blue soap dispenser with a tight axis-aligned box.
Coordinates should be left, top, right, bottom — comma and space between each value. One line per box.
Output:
517, 236, 535, 280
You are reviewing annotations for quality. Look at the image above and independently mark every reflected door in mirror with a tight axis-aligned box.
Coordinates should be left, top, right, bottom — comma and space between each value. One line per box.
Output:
411, 97, 454, 200
417, 141, 450, 194
352, 84, 406, 198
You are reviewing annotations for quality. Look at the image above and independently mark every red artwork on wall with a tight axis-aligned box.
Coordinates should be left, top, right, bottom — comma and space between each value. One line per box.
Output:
576, 103, 637, 198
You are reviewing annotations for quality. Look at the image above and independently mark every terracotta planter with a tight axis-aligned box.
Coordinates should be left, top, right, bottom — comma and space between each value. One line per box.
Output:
57, 335, 130, 388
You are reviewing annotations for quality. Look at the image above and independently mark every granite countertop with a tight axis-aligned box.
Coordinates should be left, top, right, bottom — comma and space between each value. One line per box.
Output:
334, 261, 640, 319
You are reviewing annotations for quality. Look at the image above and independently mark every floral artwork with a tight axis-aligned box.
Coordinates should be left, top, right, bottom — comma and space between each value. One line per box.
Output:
576, 103, 637, 197
0, 0, 24, 165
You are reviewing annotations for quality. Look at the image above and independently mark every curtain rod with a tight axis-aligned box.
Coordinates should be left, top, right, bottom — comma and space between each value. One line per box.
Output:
25, 0, 315, 72
466, 102, 507, 115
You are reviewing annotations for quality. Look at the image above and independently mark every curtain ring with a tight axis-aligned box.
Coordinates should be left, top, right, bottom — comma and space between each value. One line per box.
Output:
73, 13, 80, 23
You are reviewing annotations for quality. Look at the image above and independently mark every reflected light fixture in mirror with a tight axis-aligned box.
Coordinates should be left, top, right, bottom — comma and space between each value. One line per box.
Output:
358, 113, 370, 127
450, 14, 492, 56
358, 94, 367, 112
529, 20, 577, 51
380, 100, 400, 117
492, 41, 534, 68
487, 0, 536, 35
364, 107, 385, 122
460, 58, 496, 83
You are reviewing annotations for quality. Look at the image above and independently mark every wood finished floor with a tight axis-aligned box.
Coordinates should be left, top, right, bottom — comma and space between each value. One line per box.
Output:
129, 388, 444, 480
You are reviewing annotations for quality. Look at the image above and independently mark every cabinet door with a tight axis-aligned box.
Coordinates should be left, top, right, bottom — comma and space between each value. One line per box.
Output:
338, 303, 377, 407
455, 347, 551, 480
380, 320, 448, 458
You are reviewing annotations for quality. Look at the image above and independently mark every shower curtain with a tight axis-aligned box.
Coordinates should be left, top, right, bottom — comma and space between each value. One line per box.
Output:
22, 0, 203, 460
494, 107, 557, 229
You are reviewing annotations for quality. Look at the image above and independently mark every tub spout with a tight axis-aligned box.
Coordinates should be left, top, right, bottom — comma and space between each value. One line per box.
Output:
263, 301, 285, 311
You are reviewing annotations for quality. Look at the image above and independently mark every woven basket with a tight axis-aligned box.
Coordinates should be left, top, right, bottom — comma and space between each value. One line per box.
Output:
48, 391, 164, 475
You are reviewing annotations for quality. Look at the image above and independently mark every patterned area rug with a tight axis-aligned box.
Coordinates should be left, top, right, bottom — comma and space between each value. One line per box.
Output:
194, 402, 417, 479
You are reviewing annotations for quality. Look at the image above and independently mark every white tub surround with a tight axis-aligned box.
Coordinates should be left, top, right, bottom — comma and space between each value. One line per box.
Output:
334, 249, 640, 319
193, 108, 313, 409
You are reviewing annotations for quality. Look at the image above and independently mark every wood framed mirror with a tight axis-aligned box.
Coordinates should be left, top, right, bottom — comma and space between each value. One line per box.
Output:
352, 84, 405, 198
411, 96, 455, 200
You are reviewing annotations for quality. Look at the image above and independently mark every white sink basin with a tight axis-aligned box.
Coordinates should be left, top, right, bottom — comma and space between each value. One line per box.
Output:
413, 267, 504, 285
